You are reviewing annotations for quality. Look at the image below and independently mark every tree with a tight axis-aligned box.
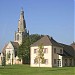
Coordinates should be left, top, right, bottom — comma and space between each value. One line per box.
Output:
17, 34, 43, 64
2, 56, 6, 67
35, 43, 45, 67
30, 34, 44, 44
17, 36, 30, 64
7, 52, 10, 60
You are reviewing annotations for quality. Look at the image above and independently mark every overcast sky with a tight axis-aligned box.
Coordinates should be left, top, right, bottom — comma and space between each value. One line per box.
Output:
0, 0, 74, 52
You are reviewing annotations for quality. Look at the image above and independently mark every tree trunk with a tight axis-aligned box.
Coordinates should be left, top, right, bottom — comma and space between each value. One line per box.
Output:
39, 58, 40, 67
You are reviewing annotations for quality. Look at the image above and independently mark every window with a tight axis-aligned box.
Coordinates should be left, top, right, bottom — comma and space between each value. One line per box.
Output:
59, 61, 61, 66
65, 59, 67, 66
44, 59, 48, 64
34, 59, 36, 64
69, 59, 72, 66
17, 34, 19, 41
54, 59, 56, 64
7, 52, 11, 59
15, 51, 17, 57
54, 48, 56, 53
60, 49, 62, 54
34, 49, 37, 53
57, 59, 61, 66
43, 48, 48, 53
1, 57, 2, 61
34, 58, 38, 64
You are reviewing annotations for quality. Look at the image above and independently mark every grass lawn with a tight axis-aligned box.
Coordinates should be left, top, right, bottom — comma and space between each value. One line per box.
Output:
0, 65, 75, 75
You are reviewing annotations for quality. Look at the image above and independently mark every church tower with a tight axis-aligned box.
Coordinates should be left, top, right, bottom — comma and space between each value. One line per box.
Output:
14, 8, 28, 45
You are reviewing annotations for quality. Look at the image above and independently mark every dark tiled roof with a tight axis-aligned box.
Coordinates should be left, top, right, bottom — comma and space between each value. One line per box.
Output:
31, 35, 75, 58
31, 35, 63, 47
49, 36, 62, 47
59, 43, 75, 57
70, 42, 75, 50
10, 41, 19, 49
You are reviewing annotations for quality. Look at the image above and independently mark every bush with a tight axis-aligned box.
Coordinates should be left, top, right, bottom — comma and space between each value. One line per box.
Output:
2, 56, 6, 67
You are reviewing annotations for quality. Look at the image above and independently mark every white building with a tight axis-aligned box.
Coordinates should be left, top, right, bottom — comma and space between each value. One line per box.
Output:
3, 41, 22, 65
30, 35, 75, 67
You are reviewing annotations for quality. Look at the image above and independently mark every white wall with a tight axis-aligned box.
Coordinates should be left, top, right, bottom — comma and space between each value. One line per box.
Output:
6, 42, 15, 65
30, 45, 52, 67
5, 42, 22, 65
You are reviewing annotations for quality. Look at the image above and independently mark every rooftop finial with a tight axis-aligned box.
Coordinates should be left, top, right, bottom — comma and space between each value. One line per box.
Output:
21, 7, 23, 12
20, 7, 24, 15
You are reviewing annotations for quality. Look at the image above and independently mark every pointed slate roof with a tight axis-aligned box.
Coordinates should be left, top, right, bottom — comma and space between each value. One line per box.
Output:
31, 35, 63, 47
18, 8, 26, 32
10, 41, 19, 49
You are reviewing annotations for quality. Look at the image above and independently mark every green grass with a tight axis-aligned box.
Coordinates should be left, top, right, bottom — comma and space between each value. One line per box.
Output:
0, 65, 75, 75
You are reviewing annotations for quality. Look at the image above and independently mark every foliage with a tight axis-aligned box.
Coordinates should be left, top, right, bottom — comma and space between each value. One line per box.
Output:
0, 65, 74, 75
29, 34, 44, 44
17, 34, 43, 64
17, 35, 30, 64
35, 43, 45, 67
7, 52, 10, 60
2, 56, 6, 67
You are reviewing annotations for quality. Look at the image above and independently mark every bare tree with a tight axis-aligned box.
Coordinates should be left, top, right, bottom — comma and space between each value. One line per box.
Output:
35, 43, 45, 67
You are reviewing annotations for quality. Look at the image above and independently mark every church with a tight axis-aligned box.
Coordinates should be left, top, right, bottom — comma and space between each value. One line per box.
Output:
0, 8, 29, 65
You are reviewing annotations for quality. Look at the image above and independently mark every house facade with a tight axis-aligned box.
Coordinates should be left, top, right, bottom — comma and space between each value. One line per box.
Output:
30, 35, 75, 67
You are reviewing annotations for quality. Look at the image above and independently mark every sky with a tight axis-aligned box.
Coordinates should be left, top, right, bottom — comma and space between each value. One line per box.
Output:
0, 0, 74, 52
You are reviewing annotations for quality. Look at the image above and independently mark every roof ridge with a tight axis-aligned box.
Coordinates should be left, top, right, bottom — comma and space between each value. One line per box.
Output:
31, 35, 63, 47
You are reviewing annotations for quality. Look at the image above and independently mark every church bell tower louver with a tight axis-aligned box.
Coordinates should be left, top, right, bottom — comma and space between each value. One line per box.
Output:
14, 8, 28, 45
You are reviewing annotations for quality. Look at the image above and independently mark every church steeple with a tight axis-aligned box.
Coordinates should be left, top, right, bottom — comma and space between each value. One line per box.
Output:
14, 8, 28, 45
18, 8, 26, 32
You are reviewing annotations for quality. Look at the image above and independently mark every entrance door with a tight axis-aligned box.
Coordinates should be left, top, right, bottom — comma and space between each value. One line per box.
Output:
57, 59, 61, 67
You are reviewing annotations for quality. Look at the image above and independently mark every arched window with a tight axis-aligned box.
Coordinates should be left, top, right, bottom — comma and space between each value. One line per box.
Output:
17, 34, 19, 41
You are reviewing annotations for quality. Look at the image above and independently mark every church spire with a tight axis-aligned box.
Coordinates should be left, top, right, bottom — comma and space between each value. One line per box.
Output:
18, 8, 26, 32
14, 8, 28, 45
